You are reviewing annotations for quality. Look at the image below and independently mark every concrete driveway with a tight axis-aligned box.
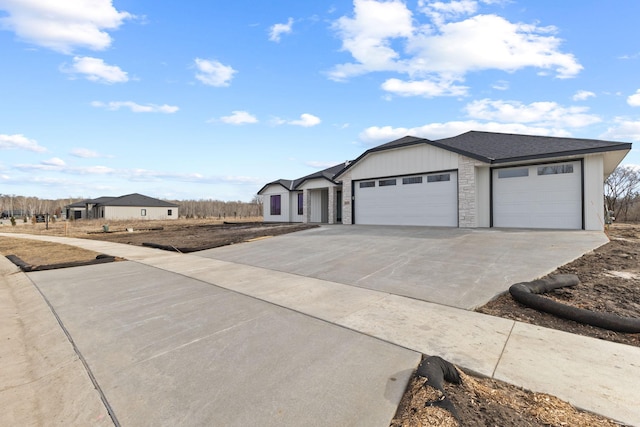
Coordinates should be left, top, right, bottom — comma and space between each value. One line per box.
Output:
197, 225, 609, 309
26, 261, 418, 427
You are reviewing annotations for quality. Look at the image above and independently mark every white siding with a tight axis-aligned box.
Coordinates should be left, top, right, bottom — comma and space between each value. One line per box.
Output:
261, 184, 291, 222
475, 167, 491, 227
348, 145, 459, 180
104, 206, 178, 220
583, 154, 605, 230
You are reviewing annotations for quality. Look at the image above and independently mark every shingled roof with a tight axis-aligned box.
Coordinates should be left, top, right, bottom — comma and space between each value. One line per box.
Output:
258, 162, 347, 194
432, 131, 632, 164
98, 193, 178, 207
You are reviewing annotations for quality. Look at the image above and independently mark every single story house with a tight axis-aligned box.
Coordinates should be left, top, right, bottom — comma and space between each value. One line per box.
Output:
65, 193, 179, 220
258, 131, 631, 231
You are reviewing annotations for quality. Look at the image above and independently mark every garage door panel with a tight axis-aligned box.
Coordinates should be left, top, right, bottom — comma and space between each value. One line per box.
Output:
493, 161, 582, 229
354, 172, 457, 227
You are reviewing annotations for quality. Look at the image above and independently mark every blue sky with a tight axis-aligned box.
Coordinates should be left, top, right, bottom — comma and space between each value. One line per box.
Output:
1, 0, 639, 202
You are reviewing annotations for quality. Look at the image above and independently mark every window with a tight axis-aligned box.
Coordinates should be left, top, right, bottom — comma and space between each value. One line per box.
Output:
498, 168, 529, 179
402, 176, 422, 184
359, 181, 375, 188
270, 195, 281, 215
379, 179, 396, 186
141, 209, 147, 216
538, 164, 574, 175
297, 193, 303, 215
427, 173, 450, 183
167, 209, 172, 216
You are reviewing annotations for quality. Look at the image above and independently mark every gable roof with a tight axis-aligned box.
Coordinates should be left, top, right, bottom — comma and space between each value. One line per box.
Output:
433, 131, 632, 164
334, 131, 632, 179
334, 135, 432, 179
258, 163, 347, 194
98, 193, 178, 207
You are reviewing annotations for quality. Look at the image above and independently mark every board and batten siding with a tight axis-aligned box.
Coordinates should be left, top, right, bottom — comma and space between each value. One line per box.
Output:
348, 144, 459, 180
583, 154, 605, 230
103, 205, 177, 220
261, 184, 292, 222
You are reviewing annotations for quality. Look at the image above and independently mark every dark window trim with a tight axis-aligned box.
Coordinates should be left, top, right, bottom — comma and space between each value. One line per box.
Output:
359, 181, 375, 188
297, 192, 303, 215
270, 194, 281, 216
378, 179, 397, 186
402, 176, 423, 184
141, 209, 146, 216
497, 168, 529, 179
427, 173, 451, 183
537, 164, 574, 176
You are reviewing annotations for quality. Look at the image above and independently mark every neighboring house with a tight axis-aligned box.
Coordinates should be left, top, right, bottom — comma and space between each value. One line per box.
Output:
259, 131, 631, 231
65, 193, 179, 220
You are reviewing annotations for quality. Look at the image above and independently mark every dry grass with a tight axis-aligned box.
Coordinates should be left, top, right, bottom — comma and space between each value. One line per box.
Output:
0, 237, 101, 266
0, 217, 264, 238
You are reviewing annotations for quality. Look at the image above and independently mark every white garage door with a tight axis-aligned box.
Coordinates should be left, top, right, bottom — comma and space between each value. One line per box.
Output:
354, 172, 458, 226
492, 161, 582, 229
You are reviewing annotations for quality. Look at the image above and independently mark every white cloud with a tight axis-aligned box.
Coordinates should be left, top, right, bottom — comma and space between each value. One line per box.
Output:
419, 0, 478, 26
71, 148, 105, 158
330, 0, 414, 81
330, 1, 582, 96
219, 110, 258, 125
0, 0, 133, 54
492, 80, 509, 90
61, 56, 128, 83
269, 17, 294, 42
194, 58, 236, 87
91, 101, 179, 113
627, 89, 640, 107
42, 157, 66, 167
359, 120, 572, 145
306, 160, 339, 168
601, 118, 640, 142
288, 113, 321, 127
381, 77, 468, 97
465, 99, 601, 128
0, 133, 47, 152
573, 90, 596, 101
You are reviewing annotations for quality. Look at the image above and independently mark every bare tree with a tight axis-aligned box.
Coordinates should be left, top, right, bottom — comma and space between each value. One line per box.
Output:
605, 166, 640, 221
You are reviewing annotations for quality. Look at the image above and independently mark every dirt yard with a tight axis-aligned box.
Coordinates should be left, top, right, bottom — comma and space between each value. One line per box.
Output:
1, 219, 637, 426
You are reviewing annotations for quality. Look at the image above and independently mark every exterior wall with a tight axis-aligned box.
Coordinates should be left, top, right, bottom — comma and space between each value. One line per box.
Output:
290, 192, 304, 222
261, 185, 292, 222
340, 144, 459, 225
475, 166, 491, 227
583, 154, 605, 231
458, 156, 486, 227
298, 178, 339, 224
104, 205, 178, 220
348, 144, 459, 180
341, 172, 353, 224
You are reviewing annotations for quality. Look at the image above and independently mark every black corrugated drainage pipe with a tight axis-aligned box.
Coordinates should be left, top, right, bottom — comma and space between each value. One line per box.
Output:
509, 274, 640, 333
416, 356, 462, 420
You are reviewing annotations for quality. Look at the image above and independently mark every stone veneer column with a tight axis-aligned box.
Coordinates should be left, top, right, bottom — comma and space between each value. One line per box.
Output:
341, 175, 353, 224
458, 156, 480, 228
303, 189, 311, 223
328, 186, 336, 224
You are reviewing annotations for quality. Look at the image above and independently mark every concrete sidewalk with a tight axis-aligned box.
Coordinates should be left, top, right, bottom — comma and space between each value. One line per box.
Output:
2, 231, 639, 426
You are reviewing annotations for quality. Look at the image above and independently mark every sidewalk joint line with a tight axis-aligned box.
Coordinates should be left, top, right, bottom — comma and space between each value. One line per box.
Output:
491, 320, 516, 379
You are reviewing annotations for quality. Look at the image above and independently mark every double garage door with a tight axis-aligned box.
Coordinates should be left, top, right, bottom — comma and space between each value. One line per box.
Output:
492, 161, 582, 229
353, 160, 583, 229
354, 171, 458, 226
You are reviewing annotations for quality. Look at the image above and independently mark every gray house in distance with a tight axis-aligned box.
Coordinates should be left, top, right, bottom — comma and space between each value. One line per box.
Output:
65, 193, 178, 220
259, 131, 631, 231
